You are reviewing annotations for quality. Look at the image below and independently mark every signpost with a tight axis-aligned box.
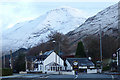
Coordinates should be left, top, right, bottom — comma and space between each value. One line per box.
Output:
73, 61, 78, 78
96, 61, 102, 73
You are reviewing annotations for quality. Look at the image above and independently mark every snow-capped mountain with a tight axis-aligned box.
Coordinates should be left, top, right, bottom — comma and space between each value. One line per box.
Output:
67, 3, 119, 42
2, 6, 86, 53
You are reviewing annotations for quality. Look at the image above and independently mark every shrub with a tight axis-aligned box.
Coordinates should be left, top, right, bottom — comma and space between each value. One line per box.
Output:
103, 66, 110, 71
1, 68, 13, 76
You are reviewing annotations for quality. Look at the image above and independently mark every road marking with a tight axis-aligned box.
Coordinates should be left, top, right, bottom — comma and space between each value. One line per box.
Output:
74, 75, 78, 80
40, 75, 49, 78
111, 75, 114, 80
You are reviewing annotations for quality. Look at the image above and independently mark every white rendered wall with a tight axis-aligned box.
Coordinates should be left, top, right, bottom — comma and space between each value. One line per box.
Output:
43, 52, 64, 73
65, 60, 72, 70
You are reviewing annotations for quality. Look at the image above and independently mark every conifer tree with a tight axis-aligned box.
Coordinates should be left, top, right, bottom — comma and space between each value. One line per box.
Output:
75, 41, 86, 58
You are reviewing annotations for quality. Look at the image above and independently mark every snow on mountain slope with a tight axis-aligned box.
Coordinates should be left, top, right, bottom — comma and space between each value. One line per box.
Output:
2, 6, 86, 53
67, 3, 119, 42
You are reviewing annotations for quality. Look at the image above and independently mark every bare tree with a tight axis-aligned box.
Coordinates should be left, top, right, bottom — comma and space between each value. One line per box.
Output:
83, 35, 119, 62
47, 31, 70, 54
27, 31, 71, 56
102, 35, 118, 59
83, 35, 100, 62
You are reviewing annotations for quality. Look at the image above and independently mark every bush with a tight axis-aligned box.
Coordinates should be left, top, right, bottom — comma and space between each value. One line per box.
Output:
14, 53, 26, 73
1, 68, 13, 76
103, 66, 110, 71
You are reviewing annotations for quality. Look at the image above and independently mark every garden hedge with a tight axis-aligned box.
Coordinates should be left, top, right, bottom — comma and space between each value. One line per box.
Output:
0, 68, 13, 76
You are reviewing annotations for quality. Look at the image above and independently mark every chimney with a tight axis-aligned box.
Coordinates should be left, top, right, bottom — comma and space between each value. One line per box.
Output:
39, 51, 42, 55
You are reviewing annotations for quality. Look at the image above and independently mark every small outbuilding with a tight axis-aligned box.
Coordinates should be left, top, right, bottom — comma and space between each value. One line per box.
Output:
66, 58, 97, 73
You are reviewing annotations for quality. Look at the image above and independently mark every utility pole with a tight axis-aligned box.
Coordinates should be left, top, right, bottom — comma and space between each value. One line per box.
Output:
10, 50, 13, 69
99, 24, 103, 72
58, 41, 60, 74
3, 53, 5, 68
25, 56, 28, 71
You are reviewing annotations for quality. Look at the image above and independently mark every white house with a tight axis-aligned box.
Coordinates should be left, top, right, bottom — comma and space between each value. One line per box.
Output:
28, 50, 65, 73
66, 58, 97, 73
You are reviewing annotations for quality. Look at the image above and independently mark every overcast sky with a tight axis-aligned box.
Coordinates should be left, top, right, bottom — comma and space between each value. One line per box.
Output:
0, 0, 119, 31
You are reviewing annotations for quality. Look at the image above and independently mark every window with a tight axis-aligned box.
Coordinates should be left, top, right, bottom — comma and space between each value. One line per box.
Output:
34, 64, 38, 68
40, 65, 41, 70
53, 67, 55, 71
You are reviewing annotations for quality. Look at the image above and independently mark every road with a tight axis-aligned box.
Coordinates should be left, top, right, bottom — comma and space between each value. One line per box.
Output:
1, 73, 120, 80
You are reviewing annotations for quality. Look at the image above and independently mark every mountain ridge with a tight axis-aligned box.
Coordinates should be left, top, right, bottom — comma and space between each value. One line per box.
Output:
67, 3, 119, 43
2, 6, 86, 53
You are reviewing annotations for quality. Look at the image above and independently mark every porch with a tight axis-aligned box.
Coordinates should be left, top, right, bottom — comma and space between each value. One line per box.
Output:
45, 62, 65, 72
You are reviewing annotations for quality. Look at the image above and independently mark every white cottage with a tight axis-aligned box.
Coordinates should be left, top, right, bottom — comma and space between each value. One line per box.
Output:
31, 50, 65, 73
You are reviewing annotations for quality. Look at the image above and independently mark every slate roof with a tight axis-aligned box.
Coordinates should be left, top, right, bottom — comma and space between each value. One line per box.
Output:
36, 55, 48, 61
43, 50, 54, 56
35, 50, 54, 61
117, 48, 120, 51
66, 58, 95, 66
27, 50, 54, 61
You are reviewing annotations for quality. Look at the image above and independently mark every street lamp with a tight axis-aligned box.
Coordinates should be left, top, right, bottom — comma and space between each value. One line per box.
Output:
52, 40, 56, 43
52, 40, 61, 74
88, 57, 92, 60
52, 40, 57, 72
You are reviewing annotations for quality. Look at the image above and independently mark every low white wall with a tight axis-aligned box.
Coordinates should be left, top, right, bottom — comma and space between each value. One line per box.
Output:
47, 71, 74, 75
47, 72, 59, 74
87, 69, 97, 73
66, 60, 72, 70
19, 71, 27, 74
97, 69, 102, 73
61, 71, 74, 75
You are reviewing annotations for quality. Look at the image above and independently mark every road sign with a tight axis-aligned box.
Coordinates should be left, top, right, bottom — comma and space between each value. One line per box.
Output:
73, 61, 78, 65
113, 53, 116, 57
73, 61, 78, 71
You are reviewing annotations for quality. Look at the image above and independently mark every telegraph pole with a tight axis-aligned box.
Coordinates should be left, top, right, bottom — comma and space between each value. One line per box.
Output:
99, 24, 103, 72
3, 53, 5, 68
25, 56, 28, 71
58, 41, 60, 74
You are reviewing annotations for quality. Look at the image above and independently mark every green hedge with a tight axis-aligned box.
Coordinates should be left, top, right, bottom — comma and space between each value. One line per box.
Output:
103, 66, 110, 71
1, 68, 13, 76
